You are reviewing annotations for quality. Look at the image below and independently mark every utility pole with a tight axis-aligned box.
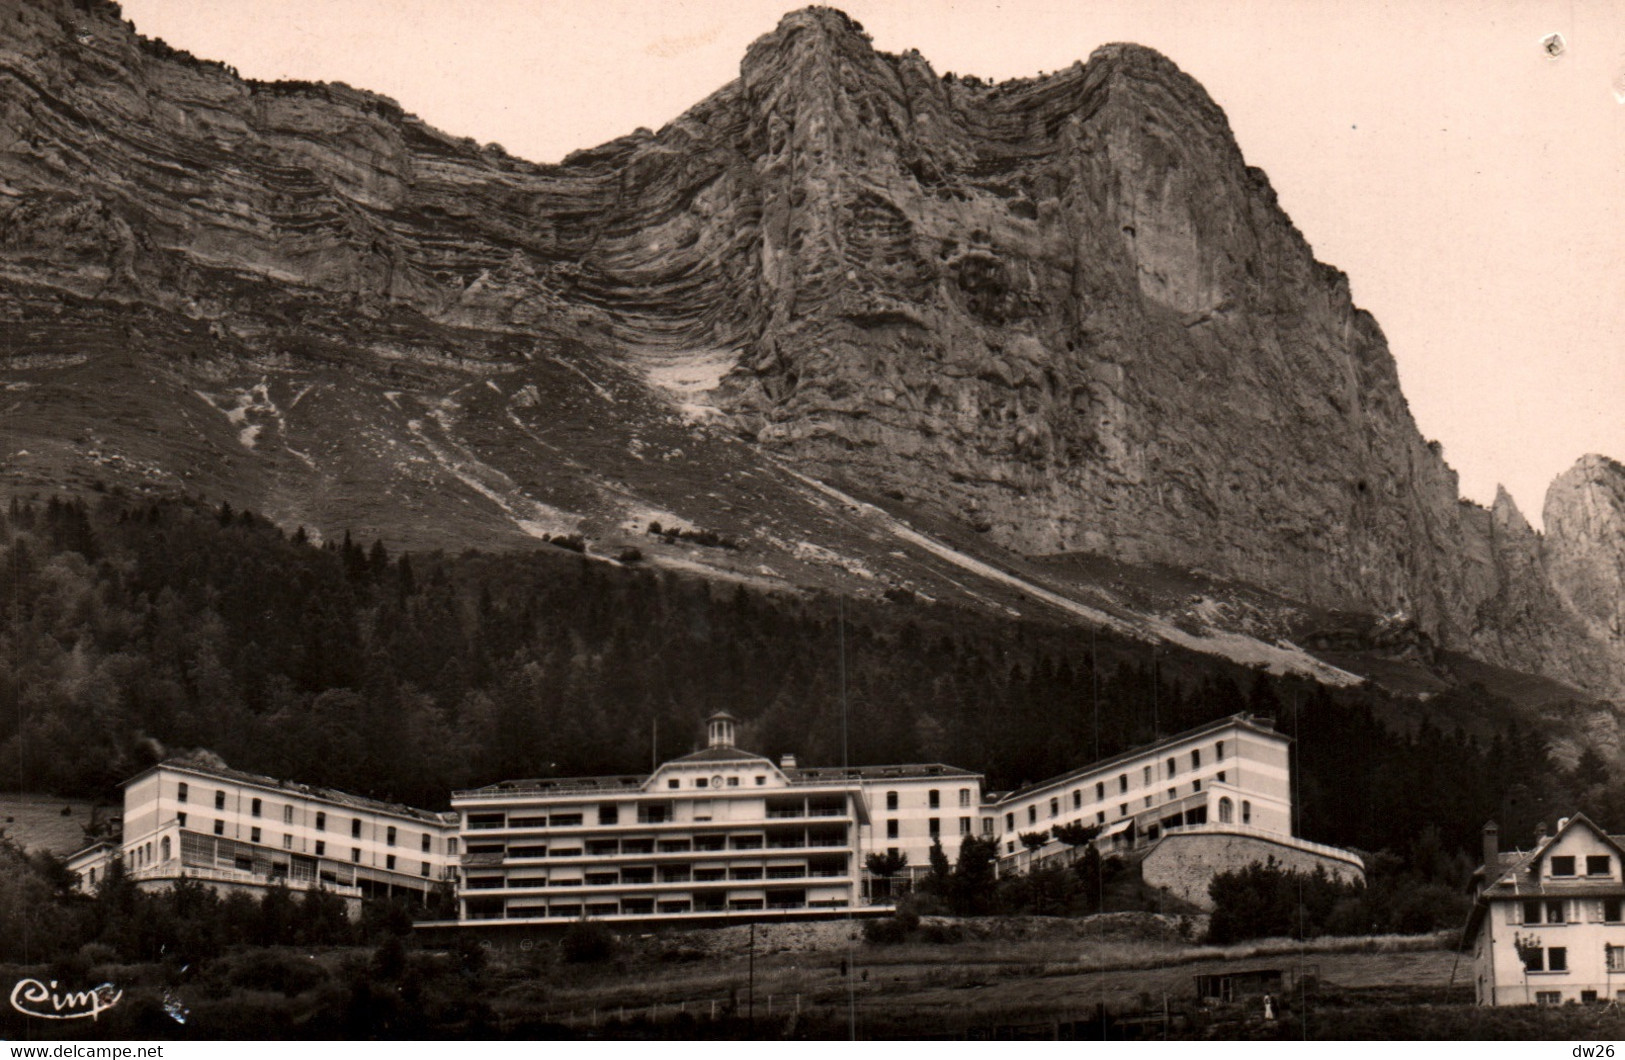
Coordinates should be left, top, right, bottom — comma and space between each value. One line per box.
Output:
748, 920, 756, 1032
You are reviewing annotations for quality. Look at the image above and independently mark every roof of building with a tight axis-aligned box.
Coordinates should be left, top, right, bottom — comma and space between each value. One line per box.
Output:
786, 763, 982, 783
990, 713, 1281, 806
132, 756, 455, 827
665, 746, 772, 765
1466, 813, 1625, 939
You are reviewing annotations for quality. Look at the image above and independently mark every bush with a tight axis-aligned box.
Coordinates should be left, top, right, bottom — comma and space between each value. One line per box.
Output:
561, 919, 617, 963
862, 915, 912, 945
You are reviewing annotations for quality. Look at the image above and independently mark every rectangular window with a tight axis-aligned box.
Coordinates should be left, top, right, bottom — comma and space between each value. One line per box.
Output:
283, 805, 293, 825
1096, 811, 1105, 824
1142, 766, 1151, 785
1523, 946, 1545, 972
1095, 782, 1105, 801
1536, 991, 1561, 1006
386, 855, 396, 871
928, 818, 940, 837
1191, 749, 1201, 769
1610, 946, 1625, 972
1551, 855, 1577, 877
1523, 899, 1541, 924
886, 820, 898, 839
387, 826, 397, 846
1217, 740, 1225, 759
1589, 855, 1611, 876
448, 838, 457, 855
599, 805, 618, 826
696, 777, 708, 788
177, 782, 188, 803
1119, 804, 1128, 817
1049, 798, 1059, 819
1607, 899, 1623, 923
668, 778, 680, 789
1546, 900, 1566, 924
959, 817, 972, 834
283, 835, 292, 850
250, 827, 261, 844
726, 776, 739, 787
982, 817, 994, 835
1027, 806, 1037, 824
213, 819, 223, 836
1193, 780, 1202, 793
176, 811, 186, 828
1549, 947, 1568, 972
422, 834, 431, 853
1072, 790, 1082, 809
1119, 774, 1129, 793
1217, 771, 1226, 784
316, 812, 326, 831
215, 792, 225, 810
886, 791, 899, 811
315, 840, 325, 857
756, 776, 766, 786
421, 862, 430, 877
960, 789, 971, 807
352, 848, 361, 863
929, 790, 941, 809
1167, 787, 1177, 801
1166, 757, 1176, 777
251, 798, 262, 817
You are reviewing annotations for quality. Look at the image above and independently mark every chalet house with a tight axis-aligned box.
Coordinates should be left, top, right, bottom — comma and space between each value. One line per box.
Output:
1467, 814, 1625, 1006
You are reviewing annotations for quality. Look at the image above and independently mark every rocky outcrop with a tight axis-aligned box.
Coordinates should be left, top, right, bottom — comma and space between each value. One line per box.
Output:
1, 0, 1623, 700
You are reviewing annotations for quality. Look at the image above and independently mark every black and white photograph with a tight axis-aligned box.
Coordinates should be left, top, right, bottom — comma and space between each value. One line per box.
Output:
1, 0, 1622, 1043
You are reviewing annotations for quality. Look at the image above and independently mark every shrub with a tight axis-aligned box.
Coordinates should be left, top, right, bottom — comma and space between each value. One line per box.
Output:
561, 919, 617, 963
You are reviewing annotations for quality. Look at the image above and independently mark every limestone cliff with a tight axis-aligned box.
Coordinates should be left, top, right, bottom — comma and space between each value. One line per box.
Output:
2, 0, 1623, 702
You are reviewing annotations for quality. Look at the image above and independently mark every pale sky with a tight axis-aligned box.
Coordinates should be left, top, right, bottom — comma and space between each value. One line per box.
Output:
119, 0, 1625, 527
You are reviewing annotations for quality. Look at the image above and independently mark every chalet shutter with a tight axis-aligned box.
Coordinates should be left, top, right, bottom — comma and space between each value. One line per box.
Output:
1507, 902, 1520, 924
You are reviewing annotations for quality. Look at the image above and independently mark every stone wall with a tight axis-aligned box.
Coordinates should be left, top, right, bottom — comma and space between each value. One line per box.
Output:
1140, 830, 1364, 911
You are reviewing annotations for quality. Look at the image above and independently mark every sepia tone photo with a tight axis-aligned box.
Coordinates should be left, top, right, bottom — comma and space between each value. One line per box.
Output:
1, 0, 1622, 1042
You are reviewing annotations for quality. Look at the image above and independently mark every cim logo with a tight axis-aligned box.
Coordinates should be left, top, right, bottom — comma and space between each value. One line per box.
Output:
9, 979, 123, 1021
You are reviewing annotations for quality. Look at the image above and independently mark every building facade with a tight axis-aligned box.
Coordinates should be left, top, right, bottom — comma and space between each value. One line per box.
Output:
69, 756, 458, 901
1468, 814, 1625, 1006
449, 713, 871, 923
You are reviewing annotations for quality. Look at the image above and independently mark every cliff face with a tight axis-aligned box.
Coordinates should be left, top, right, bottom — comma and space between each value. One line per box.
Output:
2, 1, 1623, 701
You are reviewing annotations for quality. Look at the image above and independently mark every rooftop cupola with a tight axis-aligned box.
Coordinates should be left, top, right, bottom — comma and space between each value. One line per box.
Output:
706, 710, 739, 749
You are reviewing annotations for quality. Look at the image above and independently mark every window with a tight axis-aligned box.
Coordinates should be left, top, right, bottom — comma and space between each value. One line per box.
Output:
1095, 811, 1105, 824
1142, 766, 1151, 785
1167, 787, 1177, 801
598, 806, 618, 826
1609, 945, 1625, 973
959, 817, 972, 834
283, 835, 293, 850
928, 818, 940, 837
1217, 771, 1226, 784
696, 777, 708, 788
1607, 899, 1623, 923
176, 812, 186, 828
1547, 900, 1566, 924
352, 819, 362, 838
886, 791, 899, 811
421, 862, 430, 877
1072, 790, 1082, 809
982, 818, 994, 835
669, 779, 680, 789
1119, 774, 1128, 793
756, 776, 766, 786
1242, 801, 1252, 825
1217, 740, 1225, 759
1583, 990, 1599, 1004
1549, 947, 1568, 971
283, 805, 293, 825
1191, 749, 1200, 769
886, 820, 898, 839
1027, 806, 1037, 825
1192, 780, 1202, 793
352, 848, 361, 863
251, 798, 262, 818
160, 836, 170, 862
387, 826, 397, 846
1523, 899, 1542, 924
1219, 797, 1234, 823
1007, 841, 1015, 854
1119, 804, 1128, 817
386, 855, 396, 870
1523, 945, 1545, 972
1095, 782, 1105, 801
250, 827, 261, 844
315, 840, 325, 857
422, 834, 431, 853
960, 789, 972, 807
887, 847, 899, 859
1049, 798, 1059, 819
929, 790, 940, 809
316, 811, 325, 832
177, 782, 188, 803
1536, 991, 1561, 1006
215, 791, 226, 810
1166, 757, 1176, 777
448, 839, 457, 855
1551, 855, 1577, 877
213, 819, 224, 836
1589, 855, 1612, 876
727, 776, 739, 787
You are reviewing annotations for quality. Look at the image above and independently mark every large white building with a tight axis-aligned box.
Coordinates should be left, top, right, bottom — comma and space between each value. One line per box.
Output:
1467, 814, 1625, 1006
68, 756, 459, 902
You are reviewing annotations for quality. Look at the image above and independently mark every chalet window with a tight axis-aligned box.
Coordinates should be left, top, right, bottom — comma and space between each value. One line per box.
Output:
886, 791, 898, 811
1549, 947, 1568, 971
1523, 899, 1542, 924
215, 791, 225, 810
886, 820, 898, 839
1551, 856, 1577, 877
1546, 900, 1566, 924
251, 798, 262, 818
1606, 899, 1623, 923
1609, 945, 1625, 972
929, 790, 940, 809
1589, 855, 1612, 876
177, 782, 188, 803
960, 789, 972, 808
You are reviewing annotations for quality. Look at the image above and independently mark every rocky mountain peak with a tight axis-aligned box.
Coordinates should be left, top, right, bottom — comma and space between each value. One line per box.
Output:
1545, 454, 1625, 641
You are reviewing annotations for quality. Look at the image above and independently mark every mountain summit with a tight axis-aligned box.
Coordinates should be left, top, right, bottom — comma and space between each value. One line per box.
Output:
2, 0, 1623, 710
